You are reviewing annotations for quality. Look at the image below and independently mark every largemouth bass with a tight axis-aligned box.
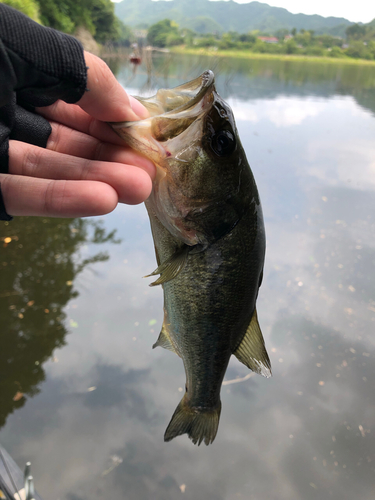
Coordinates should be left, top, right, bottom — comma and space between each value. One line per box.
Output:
111, 71, 271, 445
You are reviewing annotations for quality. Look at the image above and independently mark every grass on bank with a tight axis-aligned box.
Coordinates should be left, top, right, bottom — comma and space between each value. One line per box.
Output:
171, 46, 375, 66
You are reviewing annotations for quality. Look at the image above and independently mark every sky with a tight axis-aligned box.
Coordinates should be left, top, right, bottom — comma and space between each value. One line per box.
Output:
231, 0, 374, 24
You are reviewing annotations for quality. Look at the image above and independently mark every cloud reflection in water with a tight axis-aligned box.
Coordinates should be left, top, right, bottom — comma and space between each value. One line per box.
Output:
1, 57, 375, 500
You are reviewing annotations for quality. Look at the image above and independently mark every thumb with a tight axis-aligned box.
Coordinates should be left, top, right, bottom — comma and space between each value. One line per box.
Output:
78, 51, 149, 122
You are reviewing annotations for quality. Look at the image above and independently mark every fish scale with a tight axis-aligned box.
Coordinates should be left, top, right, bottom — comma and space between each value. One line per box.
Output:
157, 205, 264, 400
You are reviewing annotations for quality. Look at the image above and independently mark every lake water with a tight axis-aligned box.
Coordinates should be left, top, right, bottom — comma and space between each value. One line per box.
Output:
1, 54, 375, 499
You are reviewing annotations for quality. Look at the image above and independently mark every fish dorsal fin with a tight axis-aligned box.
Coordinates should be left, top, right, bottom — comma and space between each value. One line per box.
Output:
144, 245, 189, 287
153, 323, 179, 355
233, 309, 272, 378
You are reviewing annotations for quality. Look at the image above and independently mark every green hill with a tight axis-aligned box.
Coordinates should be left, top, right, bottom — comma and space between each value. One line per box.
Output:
184, 16, 224, 35
115, 0, 353, 36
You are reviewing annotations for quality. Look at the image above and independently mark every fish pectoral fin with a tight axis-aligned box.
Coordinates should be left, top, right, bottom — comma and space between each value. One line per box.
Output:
144, 245, 189, 287
153, 324, 179, 355
233, 308, 272, 378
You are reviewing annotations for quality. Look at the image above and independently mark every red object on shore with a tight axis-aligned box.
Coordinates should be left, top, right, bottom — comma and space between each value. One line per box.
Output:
130, 55, 142, 64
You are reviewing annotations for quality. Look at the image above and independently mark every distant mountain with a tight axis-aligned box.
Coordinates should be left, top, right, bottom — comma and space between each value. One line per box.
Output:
184, 16, 225, 35
115, 0, 353, 36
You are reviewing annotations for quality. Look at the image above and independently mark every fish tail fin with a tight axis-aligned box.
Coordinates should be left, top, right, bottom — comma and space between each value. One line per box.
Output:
164, 395, 221, 446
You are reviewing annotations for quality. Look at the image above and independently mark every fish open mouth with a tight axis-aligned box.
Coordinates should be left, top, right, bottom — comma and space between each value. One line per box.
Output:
137, 69, 215, 116
110, 71, 216, 165
117, 70, 214, 118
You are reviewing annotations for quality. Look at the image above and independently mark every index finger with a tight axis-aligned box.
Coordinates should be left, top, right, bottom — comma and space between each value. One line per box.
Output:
36, 100, 129, 147
78, 52, 149, 122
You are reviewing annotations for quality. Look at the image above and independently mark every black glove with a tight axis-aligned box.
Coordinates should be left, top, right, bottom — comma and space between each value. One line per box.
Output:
0, 4, 87, 220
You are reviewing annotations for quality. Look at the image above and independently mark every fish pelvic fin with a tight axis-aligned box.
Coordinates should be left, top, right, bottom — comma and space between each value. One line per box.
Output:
153, 323, 179, 355
164, 394, 221, 446
144, 245, 189, 287
234, 308, 272, 378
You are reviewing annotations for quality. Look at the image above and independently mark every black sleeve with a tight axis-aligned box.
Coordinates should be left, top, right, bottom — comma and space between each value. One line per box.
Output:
0, 4, 88, 220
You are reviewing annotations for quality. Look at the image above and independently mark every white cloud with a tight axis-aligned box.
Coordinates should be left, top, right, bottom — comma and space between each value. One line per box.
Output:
306, 138, 375, 191
229, 96, 326, 127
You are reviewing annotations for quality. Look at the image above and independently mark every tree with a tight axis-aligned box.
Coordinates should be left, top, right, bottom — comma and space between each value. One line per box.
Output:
35, 0, 119, 41
238, 33, 257, 44
346, 23, 366, 40
316, 34, 342, 48
218, 33, 237, 50
147, 19, 182, 48
284, 38, 298, 54
275, 28, 289, 41
36, 0, 75, 33
295, 30, 313, 47
329, 46, 346, 58
346, 40, 369, 59
90, 0, 120, 43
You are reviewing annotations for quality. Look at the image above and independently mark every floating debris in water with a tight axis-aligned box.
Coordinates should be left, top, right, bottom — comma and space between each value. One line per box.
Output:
222, 373, 255, 386
101, 455, 123, 476
13, 392, 24, 402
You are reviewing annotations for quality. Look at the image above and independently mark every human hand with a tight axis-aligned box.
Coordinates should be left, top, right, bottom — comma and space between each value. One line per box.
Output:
0, 51, 155, 218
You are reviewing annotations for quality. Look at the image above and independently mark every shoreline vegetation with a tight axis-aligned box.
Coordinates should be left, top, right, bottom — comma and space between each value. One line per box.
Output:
2, 2, 375, 66
170, 46, 375, 66
142, 19, 375, 66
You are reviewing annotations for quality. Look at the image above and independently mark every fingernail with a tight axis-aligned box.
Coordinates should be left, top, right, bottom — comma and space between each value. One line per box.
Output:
129, 96, 149, 120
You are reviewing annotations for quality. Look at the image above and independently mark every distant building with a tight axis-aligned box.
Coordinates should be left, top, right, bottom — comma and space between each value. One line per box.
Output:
284, 34, 294, 41
257, 36, 279, 44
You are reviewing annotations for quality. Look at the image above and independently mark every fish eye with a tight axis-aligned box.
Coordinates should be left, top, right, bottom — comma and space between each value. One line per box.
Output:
211, 130, 236, 157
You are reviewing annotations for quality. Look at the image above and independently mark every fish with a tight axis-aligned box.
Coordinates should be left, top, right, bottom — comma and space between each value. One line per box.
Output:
111, 71, 271, 446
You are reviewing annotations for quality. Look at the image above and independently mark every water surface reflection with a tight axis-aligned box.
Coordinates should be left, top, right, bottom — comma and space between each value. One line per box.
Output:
0, 217, 119, 426
0, 54, 374, 500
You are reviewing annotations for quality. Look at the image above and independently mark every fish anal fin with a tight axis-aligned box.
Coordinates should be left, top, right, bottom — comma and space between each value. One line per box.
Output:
153, 323, 178, 355
144, 245, 189, 287
234, 308, 272, 378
